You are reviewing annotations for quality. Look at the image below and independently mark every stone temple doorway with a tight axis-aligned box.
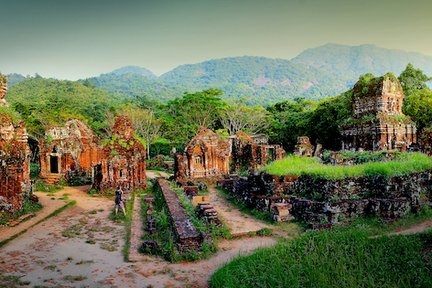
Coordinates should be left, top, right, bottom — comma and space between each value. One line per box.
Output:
50, 155, 59, 173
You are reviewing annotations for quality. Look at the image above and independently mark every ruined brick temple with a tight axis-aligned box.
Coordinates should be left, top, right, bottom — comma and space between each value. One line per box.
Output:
175, 128, 230, 182
230, 131, 285, 172
0, 75, 31, 212
94, 116, 146, 191
341, 73, 417, 151
294, 136, 314, 157
176, 128, 285, 182
39, 119, 102, 184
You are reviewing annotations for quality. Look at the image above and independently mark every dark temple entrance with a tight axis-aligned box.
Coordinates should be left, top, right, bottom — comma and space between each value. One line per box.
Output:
50, 155, 59, 173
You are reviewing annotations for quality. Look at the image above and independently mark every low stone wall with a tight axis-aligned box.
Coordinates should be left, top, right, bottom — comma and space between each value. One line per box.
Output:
156, 178, 202, 252
219, 171, 432, 226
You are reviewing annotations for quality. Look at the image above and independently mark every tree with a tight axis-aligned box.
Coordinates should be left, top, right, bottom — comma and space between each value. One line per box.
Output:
220, 98, 269, 135
398, 63, 431, 96
403, 89, 432, 132
120, 106, 162, 159
160, 89, 227, 144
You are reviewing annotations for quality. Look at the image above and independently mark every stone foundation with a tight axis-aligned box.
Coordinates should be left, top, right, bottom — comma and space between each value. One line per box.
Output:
156, 178, 203, 252
220, 170, 432, 226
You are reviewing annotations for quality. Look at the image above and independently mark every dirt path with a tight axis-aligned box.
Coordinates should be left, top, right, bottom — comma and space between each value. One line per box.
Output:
0, 179, 277, 288
0, 186, 128, 288
388, 220, 432, 236
208, 187, 270, 236
146, 170, 172, 180
0, 191, 69, 244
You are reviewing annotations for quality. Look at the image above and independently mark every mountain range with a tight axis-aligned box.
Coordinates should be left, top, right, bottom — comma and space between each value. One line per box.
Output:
8, 44, 432, 106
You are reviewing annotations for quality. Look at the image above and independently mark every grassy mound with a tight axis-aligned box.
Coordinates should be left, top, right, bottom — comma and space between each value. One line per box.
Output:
263, 152, 432, 179
210, 228, 432, 288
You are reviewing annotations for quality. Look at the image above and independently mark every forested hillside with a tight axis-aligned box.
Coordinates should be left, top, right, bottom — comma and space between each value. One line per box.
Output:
81, 44, 432, 106
8, 44, 432, 106
6, 77, 121, 137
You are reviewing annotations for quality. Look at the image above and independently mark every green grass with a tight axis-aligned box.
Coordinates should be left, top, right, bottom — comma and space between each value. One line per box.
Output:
210, 227, 432, 288
0, 197, 43, 226
122, 190, 135, 261
346, 206, 432, 236
263, 152, 432, 179
34, 179, 64, 192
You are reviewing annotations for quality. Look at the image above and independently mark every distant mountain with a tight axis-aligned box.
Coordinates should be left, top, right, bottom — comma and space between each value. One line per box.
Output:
158, 56, 345, 104
108, 66, 157, 79
3, 44, 424, 106
291, 44, 432, 86
83, 45, 432, 106
82, 72, 182, 102
6, 73, 28, 86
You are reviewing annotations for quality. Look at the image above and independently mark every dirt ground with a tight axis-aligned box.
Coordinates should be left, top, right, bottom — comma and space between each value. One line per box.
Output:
2, 174, 429, 288
207, 187, 270, 236
0, 178, 277, 288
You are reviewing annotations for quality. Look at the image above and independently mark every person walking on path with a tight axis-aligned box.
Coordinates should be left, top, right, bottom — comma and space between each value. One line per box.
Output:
114, 187, 126, 216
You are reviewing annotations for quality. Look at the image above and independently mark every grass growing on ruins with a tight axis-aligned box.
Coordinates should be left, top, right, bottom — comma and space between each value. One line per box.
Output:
210, 228, 432, 288
263, 152, 432, 179
34, 179, 64, 193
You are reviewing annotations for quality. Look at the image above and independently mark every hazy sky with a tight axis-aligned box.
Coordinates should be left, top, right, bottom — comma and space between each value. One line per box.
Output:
1, 0, 431, 80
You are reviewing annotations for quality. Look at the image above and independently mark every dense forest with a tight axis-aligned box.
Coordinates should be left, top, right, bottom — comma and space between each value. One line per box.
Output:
4, 63, 432, 157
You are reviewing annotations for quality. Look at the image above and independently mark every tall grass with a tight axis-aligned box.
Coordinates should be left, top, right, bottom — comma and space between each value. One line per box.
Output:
263, 152, 432, 179
210, 228, 432, 288
122, 190, 135, 262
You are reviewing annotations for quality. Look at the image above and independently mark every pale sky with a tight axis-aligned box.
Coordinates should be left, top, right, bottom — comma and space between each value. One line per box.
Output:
0, 0, 431, 80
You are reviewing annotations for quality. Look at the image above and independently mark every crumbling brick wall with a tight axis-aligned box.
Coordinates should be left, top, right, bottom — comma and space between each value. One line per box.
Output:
156, 178, 202, 252
0, 115, 31, 212
220, 171, 432, 225
39, 119, 102, 184
229, 131, 285, 173
175, 127, 230, 183
294, 136, 314, 157
96, 116, 146, 191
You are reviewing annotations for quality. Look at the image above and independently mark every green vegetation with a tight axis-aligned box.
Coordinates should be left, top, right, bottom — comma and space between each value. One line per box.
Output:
70, 44, 432, 107
0, 272, 31, 287
263, 153, 432, 179
122, 190, 135, 261
0, 105, 21, 125
321, 150, 401, 164
0, 197, 43, 226
210, 228, 432, 288
7, 77, 120, 137
140, 181, 231, 262
34, 179, 64, 193
3, 63, 431, 158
